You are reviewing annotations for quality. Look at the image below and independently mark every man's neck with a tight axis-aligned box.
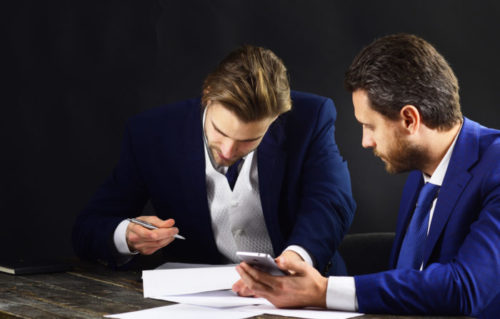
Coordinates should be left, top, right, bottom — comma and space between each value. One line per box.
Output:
421, 121, 462, 176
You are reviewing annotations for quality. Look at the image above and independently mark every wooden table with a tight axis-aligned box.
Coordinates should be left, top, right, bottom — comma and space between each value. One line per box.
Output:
0, 261, 473, 319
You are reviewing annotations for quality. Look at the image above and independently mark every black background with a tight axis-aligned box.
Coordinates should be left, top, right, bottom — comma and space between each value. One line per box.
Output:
3, 1, 500, 260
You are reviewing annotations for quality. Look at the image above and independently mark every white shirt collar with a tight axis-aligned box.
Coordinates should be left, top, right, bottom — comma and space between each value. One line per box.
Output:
423, 123, 462, 186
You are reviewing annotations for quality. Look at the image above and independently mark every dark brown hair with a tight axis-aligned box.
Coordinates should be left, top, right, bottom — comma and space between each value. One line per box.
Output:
202, 45, 291, 122
345, 33, 462, 130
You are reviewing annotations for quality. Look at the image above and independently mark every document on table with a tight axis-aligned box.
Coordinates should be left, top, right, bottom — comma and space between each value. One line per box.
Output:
105, 303, 362, 319
142, 264, 239, 297
158, 289, 272, 308
105, 303, 262, 319
110, 263, 364, 319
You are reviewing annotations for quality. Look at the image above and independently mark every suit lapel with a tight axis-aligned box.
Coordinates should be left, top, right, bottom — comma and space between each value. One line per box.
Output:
179, 101, 220, 257
422, 118, 479, 266
258, 117, 287, 254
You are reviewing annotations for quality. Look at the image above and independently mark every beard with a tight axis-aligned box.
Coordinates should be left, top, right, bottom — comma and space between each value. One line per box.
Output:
374, 132, 429, 174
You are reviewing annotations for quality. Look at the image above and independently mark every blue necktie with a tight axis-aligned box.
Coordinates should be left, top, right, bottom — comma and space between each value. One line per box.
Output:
397, 182, 440, 269
225, 159, 242, 190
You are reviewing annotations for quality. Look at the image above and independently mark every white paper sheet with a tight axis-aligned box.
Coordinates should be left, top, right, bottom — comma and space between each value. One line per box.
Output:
142, 266, 240, 297
237, 304, 363, 319
104, 303, 263, 319
155, 262, 237, 270
105, 303, 362, 319
156, 289, 272, 308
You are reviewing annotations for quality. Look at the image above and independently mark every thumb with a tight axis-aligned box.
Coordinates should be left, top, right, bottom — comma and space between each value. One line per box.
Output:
157, 218, 175, 228
143, 216, 175, 228
276, 255, 308, 274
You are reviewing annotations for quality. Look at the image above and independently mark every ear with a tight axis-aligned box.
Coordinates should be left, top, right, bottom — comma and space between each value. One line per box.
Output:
400, 105, 421, 134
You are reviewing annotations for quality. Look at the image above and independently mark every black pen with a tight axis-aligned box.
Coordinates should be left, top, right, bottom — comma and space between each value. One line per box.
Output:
127, 218, 186, 240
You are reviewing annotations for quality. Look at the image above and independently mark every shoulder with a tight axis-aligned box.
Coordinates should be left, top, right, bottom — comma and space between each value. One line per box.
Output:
460, 118, 500, 192
290, 91, 336, 116
477, 125, 500, 158
265, 91, 339, 147
291, 90, 333, 105
282, 91, 337, 127
464, 118, 500, 168
478, 130, 500, 188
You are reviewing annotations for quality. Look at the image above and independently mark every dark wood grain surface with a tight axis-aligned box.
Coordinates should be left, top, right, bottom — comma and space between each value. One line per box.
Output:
0, 261, 473, 319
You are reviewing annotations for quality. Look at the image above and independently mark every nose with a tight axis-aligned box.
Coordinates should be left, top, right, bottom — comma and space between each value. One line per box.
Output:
361, 131, 375, 149
220, 138, 237, 159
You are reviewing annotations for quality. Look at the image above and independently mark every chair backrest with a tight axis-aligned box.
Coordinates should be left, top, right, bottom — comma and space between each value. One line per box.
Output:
338, 232, 395, 276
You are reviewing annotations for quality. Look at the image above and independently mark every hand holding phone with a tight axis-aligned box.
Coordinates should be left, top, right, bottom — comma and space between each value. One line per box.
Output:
236, 251, 288, 276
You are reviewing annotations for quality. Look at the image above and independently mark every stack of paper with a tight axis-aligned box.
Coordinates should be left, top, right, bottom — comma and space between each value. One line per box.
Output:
142, 265, 240, 297
105, 263, 362, 319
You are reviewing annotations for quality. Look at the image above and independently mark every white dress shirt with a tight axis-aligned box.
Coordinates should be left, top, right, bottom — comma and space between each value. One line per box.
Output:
326, 127, 460, 311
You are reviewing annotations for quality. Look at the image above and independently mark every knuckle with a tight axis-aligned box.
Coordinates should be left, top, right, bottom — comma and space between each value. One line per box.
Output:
128, 234, 138, 242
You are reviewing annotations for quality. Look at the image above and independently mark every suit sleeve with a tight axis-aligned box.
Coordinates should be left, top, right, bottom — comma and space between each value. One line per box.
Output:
72, 121, 149, 267
286, 98, 356, 273
354, 165, 500, 316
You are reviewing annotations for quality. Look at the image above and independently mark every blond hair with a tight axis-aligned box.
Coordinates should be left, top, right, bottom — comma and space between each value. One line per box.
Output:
202, 45, 291, 122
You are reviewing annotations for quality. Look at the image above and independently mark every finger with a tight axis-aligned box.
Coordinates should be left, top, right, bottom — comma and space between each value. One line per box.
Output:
232, 279, 243, 293
128, 222, 155, 238
153, 227, 179, 240
238, 285, 256, 297
136, 234, 175, 248
236, 263, 274, 292
239, 262, 277, 283
129, 226, 159, 242
134, 236, 175, 254
127, 225, 150, 244
138, 216, 175, 228
126, 226, 163, 253
132, 225, 179, 242
232, 279, 255, 297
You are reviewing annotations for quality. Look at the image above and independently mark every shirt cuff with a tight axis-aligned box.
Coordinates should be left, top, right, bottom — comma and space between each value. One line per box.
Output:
326, 276, 358, 311
113, 219, 139, 255
284, 245, 314, 266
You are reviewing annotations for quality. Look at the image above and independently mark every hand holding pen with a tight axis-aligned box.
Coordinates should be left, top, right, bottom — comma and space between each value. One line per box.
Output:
126, 216, 186, 255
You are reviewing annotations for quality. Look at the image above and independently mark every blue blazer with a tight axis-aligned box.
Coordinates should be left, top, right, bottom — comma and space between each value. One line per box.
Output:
72, 91, 356, 274
355, 118, 500, 317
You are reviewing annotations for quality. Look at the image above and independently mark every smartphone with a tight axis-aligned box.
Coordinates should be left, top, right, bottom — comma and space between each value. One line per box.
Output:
236, 251, 288, 276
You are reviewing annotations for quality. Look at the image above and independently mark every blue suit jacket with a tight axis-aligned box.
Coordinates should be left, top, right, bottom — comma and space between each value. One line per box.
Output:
72, 91, 356, 274
355, 118, 500, 317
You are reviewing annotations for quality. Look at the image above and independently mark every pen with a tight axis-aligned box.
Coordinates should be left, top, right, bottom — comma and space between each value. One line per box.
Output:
127, 218, 186, 240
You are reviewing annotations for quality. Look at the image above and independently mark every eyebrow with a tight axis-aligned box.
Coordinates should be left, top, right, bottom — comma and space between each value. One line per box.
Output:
361, 122, 374, 129
211, 120, 263, 142
355, 117, 373, 129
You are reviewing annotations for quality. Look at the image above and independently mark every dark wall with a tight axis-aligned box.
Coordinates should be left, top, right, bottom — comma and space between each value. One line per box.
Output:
4, 0, 500, 260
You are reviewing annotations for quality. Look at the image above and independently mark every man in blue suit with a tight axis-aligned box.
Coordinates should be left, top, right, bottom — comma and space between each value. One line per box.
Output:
235, 34, 500, 317
72, 45, 356, 281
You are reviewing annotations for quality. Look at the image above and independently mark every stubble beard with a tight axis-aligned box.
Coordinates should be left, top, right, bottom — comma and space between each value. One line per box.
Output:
374, 133, 429, 175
